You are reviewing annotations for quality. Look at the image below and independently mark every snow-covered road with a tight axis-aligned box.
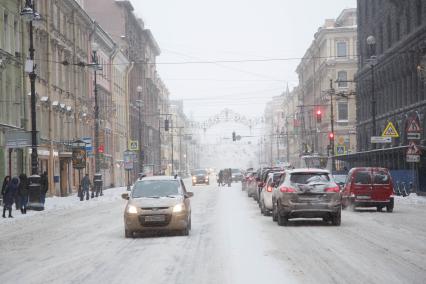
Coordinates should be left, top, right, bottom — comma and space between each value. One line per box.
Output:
1, 180, 426, 284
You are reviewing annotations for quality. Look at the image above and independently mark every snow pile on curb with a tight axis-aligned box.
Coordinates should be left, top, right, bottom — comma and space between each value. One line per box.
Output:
1, 186, 127, 223
395, 194, 426, 205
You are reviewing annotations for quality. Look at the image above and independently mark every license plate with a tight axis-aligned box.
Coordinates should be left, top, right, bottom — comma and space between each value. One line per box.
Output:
356, 195, 371, 200
145, 215, 165, 222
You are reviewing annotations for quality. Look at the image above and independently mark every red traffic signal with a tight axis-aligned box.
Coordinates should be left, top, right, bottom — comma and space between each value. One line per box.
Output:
316, 109, 322, 123
98, 144, 104, 153
328, 132, 335, 141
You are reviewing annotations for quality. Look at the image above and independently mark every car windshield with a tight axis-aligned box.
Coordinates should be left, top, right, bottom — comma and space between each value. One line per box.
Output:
192, 170, 207, 175
333, 175, 347, 184
290, 173, 330, 184
132, 180, 180, 198
354, 171, 371, 184
232, 169, 241, 173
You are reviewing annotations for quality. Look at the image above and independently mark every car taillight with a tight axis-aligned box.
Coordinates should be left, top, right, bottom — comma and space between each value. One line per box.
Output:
280, 186, 296, 193
267, 186, 273, 192
325, 186, 340, 193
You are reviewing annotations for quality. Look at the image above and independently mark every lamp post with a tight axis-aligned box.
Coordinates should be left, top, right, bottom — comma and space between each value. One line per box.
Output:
21, 0, 41, 175
329, 79, 335, 172
91, 42, 103, 196
136, 85, 143, 173
91, 42, 101, 176
367, 35, 377, 145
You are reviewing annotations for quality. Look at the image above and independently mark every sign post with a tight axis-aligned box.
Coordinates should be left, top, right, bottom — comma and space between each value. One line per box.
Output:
123, 150, 135, 191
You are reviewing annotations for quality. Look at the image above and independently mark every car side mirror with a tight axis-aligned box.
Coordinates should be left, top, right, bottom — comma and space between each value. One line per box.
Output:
185, 192, 194, 198
121, 193, 129, 200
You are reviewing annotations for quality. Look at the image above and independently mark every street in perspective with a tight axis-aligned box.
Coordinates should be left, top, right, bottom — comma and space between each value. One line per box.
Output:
1, 0, 426, 283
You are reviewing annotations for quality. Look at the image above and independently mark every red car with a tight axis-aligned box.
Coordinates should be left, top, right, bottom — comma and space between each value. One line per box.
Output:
342, 167, 394, 212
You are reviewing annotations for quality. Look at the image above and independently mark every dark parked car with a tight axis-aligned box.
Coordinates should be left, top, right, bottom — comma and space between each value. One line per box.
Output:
341, 167, 394, 212
231, 169, 243, 182
272, 168, 341, 226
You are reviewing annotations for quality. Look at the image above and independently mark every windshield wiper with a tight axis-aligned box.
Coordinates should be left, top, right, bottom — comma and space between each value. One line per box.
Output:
165, 195, 177, 198
144, 196, 161, 199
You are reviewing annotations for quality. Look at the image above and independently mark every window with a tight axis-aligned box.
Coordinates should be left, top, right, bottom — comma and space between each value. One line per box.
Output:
3, 13, 9, 51
337, 101, 348, 121
354, 171, 371, 185
337, 42, 347, 57
14, 21, 19, 52
417, 0, 423, 26
337, 71, 348, 88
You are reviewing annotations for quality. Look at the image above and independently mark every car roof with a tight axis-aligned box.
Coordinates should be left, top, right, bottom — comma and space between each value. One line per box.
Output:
288, 168, 331, 174
138, 176, 181, 182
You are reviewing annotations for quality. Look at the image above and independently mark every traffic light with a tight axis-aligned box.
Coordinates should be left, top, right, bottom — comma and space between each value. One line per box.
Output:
232, 131, 236, 141
328, 132, 335, 141
98, 144, 104, 153
164, 119, 169, 131
316, 109, 322, 123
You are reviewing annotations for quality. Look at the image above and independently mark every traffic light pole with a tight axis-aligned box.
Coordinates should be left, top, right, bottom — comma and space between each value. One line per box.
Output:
329, 79, 335, 172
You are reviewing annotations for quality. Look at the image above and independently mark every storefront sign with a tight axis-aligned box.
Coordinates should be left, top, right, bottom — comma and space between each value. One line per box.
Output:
123, 150, 135, 170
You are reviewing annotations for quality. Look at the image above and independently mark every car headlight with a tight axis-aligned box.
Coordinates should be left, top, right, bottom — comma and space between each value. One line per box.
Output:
127, 205, 138, 214
192, 176, 196, 180
173, 203, 185, 213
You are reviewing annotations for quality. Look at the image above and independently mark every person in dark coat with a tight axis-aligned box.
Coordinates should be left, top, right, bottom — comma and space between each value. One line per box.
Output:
2, 176, 19, 218
40, 171, 48, 205
18, 173, 29, 214
1, 176, 11, 206
81, 174, 91, 201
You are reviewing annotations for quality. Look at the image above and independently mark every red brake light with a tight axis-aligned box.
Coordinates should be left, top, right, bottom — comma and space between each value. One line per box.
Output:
280, 186, 296, 193
325, 186, 340, 193
267, 186, 273, 192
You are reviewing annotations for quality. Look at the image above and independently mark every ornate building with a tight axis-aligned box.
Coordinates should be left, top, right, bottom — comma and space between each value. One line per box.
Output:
353, 0, 426, 193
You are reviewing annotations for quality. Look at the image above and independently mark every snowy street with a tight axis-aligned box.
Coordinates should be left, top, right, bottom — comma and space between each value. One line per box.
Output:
1, 180, 426, 284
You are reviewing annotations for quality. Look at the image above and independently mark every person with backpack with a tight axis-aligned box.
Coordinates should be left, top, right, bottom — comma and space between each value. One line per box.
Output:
81, 174, 91, 201
18, 173, 29, 214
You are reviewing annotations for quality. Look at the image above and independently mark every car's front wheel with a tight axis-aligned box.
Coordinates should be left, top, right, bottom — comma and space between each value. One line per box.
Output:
125, 229, 134, 238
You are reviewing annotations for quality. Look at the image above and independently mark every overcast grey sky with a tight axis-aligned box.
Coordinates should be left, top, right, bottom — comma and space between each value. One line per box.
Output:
131, 0, 356, 122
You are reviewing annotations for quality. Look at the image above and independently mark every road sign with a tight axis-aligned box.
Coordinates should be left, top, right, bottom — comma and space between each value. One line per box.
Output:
5, 131, 39, 148
129, 140, 139, 151
123, 150, 135, 170
382, 122, 399, 138
335, 145, 346, 155
337, 136, 345, 145
82, 137, 92, 152
406, 117, 421, 133
371, 136, 392, 143
407, 133, 421, 140
407, 141, 422, 155
406, 154, 420, 163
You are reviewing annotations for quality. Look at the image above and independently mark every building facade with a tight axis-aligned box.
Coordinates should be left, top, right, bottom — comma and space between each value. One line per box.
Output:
0, 0, 25, 180
296, 8, 358, 162
354, 0, 426, 193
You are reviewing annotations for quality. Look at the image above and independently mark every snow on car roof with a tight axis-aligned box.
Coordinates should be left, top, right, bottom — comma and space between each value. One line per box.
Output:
289, 168, 331, 174
137, 176, 181, 181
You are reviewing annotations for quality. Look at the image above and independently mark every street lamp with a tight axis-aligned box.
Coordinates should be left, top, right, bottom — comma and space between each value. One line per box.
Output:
21, 0, 41, 175
21, 0, 44, 210
136, 85, 143, 173
91, 42, 101, 175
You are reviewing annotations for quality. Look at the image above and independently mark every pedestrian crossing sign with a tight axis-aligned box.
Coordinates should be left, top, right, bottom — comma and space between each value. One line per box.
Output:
335, 145, 346, 155
129, 140, 139, 151
382, 122, 399, 138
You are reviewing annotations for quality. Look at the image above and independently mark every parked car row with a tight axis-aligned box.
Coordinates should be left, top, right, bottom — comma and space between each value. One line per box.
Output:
241, 167, 396, 226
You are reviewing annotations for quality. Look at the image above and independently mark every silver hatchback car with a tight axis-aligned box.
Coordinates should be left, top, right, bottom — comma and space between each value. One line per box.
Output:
271, 169, 341, 226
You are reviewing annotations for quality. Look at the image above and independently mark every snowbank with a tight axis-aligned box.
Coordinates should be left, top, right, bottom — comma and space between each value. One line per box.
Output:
395, 194, 426, 206
1, 186, 127, 224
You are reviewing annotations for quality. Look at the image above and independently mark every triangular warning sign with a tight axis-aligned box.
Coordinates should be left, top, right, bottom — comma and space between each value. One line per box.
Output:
407, 118, 421, 133
382, 122, 399, 138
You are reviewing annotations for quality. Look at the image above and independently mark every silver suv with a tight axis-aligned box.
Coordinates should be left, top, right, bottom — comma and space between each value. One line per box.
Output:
271, 169, 341, 226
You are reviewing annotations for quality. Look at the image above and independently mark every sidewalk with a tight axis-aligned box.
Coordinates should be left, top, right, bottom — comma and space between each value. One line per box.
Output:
1, 186, 127, 224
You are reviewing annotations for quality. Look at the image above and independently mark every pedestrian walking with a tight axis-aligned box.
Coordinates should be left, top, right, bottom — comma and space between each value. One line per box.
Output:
40, 171, 48, 205
18, 174, 29, 214
2, 177, 19, 218
81, 174, 91, 201
1, 176, 11, 206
